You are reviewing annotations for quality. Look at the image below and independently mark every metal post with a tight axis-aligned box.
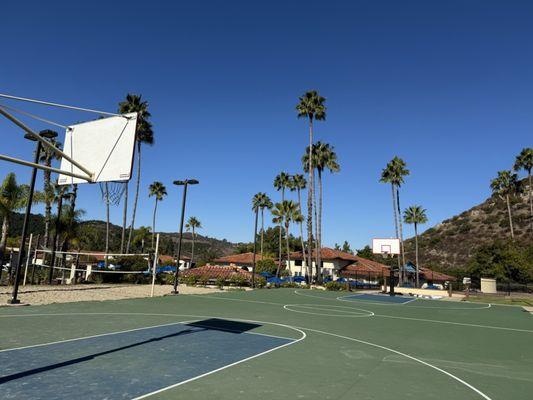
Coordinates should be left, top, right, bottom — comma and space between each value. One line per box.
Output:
389, 256, 395, 296
48, 195, 64, 284
30, 234, 40, 285
151, 233, 160, 297
8, 140, 42, 304
251, 208, 259, 289
22, 233, 33, 286
172, 183, 188, 294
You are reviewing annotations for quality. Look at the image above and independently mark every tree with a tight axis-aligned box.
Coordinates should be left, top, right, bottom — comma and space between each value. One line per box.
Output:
271, 200, 302, 278
296, 90, 326, 282
290, 174, 307, 267
491, 170, 521, 239
132, 226, 151, 253
0, 173, 29, 265
39, 136, 62, 247
148, 181, 167, 249
273, 172, 291, 272
514, 147, 533, 234
303, 141, 339, 279
403, 205, 428, 288
119, 94, 154, 253
185, 216, 202, 267
380, 156, 409, 283
252, 192, 272, 258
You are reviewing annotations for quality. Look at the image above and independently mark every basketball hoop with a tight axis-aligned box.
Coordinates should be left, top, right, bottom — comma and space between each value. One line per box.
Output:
99, 181, 126, 206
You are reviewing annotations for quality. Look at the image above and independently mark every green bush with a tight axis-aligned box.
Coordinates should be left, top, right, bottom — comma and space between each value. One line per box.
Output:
215, 277, 225, 289
185, 275, 198, 286
324, 281, 344, 291
229, 275, 247, 287
255, 259, 277, 275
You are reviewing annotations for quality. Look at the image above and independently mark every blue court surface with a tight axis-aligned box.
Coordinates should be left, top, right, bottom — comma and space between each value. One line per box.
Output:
340, 293, 415, 304
0, 318, 293, 400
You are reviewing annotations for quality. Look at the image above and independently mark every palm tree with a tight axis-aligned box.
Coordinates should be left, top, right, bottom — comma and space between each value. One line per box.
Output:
491, 170, 521, 239
514, 147, 533, 234
119, 94, 154, 253
380, 156, 410, 283
0, 173, 29, 267
296, 90, 326, 282
273, 172, 291, 271
252, 193, 272, 258
132, 226, 151, 253
39, 136, 62, 247
148, 181, 167, 249
185, 216, 202, 267
290, 174, 307, 269
271, 200, 301, 277
403, 205, 428, 288
303, 142, 339, 279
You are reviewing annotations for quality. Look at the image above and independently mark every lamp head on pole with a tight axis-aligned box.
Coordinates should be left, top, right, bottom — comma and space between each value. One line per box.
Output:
173, 179, 199, 186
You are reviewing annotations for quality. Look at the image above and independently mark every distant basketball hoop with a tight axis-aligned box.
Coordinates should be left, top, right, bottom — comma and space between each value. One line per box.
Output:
372, 238, 400, 258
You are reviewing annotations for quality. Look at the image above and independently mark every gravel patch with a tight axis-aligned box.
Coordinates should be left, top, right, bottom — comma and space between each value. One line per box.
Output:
0, 284, 223, 306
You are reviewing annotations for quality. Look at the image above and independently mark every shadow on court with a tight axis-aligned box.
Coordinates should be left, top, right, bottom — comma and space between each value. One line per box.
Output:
0, 319, 261, 385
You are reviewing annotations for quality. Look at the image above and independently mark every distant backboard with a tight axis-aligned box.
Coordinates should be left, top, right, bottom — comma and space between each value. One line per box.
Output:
372, 238, 400, 255
57, 112, 137, 185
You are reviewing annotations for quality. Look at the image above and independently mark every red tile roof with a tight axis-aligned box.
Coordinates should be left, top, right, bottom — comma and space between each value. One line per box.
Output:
158, 254, 190, 264
182, 264, 257, 281
213, 252, 275, 265
340, 257, 391, 277
419, 267, 457, 282
290, 247, 359, 262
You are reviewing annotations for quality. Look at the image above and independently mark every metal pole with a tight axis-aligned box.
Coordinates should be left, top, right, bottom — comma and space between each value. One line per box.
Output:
30, 234, 40, 285
172, 183, 188, 294
389, 256, 395, 296
252, 208, 259, 289
151, 234, 160, 297
0, 154, 91, 182
48, 195, 64, 284
23, 233, 33, 286
8, 140, 42, 304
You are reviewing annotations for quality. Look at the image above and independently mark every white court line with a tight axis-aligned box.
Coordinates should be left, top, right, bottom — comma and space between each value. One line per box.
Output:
189, 293, 284, 306
297, 326, 493, 400
294, 289, 492, 310
283, 304, 374, 318
0, 311, 494, 399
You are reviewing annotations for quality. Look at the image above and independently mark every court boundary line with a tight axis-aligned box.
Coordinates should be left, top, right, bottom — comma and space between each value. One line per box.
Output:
340, 293, 418, 305
283, 303, 375, 318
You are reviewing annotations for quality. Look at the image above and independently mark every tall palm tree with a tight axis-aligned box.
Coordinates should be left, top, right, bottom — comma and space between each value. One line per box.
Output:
252, 192, 272, 258
491, 170, 521, 239
290, 174, 307, 268
273, 172, 291, 271
0, 173, 29, 266
132, 226, 151, 253
148, 181, 167, 249
514, 147, 533, 234
185, 216, 202, 267
119, 94, 154, 253
296, 90, 326, 282
303, 142, 339, 278
403, 205, 428, 288
380, 156, 409, 283
39, 136, 62, 247
271, 200, 301, 278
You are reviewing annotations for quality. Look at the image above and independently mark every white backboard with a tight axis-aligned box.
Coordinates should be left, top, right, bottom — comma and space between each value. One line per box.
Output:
372, 238, 400, 255
57, 112, 137, 185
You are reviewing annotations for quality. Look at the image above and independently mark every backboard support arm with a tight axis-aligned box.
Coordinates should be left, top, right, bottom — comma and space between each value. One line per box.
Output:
0, 154, 92, 182
0, 106, 94, 181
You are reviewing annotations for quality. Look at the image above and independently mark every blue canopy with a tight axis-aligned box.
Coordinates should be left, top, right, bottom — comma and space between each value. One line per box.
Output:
403, 262, 416, 273
259, 271, 273, 278
156, 265, 176, 273
293, 276, 306, 283
267, 277, 283, 284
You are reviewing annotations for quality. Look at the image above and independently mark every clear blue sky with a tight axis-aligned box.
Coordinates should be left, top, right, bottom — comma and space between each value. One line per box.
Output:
1, 0, 532, 249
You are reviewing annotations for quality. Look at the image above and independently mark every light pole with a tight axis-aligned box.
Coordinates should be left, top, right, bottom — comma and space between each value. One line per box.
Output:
48, 190, 73, 284
9, 129, 57, 304
251, 206, 259, 289
172, 179, 199, 294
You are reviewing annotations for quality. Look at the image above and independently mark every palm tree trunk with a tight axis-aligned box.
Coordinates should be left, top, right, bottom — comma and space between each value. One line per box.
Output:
191, 228, 195, 267
506, 194, 514, 239
317, 169, 323, 283
152, 198, 158, 249
391, 184, 402, 284
396, 187, 406, 280
307, 118, 314, 282
277, 188, 285, 276
285, 221, 290, 277
127, 142, 142, 253
121, 184, 128, 253
414, 223, 419, 288
0, 215, 9, 260
260, 208, 264, 258
105, 183, 110, 267
314, 176, 319, 281
43, 163, 52, 247
71, 184, 78, 212
527, 170, 533, 235
297, 188, 307, 276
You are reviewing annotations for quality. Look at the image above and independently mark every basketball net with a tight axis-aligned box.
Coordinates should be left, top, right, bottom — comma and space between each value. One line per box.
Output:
99, 181, 126, 206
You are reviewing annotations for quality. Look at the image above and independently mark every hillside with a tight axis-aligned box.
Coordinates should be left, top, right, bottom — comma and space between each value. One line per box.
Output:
404, 179, 531, 271
8, 213, 238, 263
